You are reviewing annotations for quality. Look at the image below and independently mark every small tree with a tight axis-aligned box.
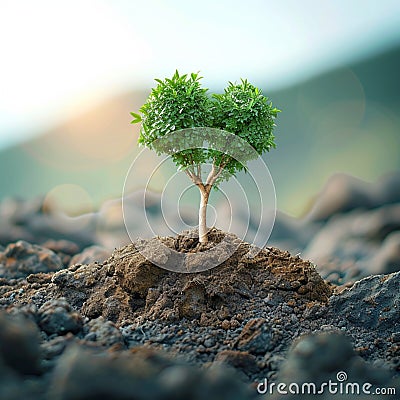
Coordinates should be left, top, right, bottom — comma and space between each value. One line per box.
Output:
131, 71, 279, 243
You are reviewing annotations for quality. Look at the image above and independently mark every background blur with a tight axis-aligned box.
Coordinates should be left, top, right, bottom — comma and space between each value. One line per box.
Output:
1, 0, 400, 217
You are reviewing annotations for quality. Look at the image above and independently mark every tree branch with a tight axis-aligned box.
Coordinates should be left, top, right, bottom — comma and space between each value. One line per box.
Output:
184, 169, 194, 180
188, 165, 196, 178
206, 156, 229, 186
188, 154, 201, 182
205, 163, 216, 186
211, 163, 226, 184
197, 163, 201, 180
185, 168, 202, 186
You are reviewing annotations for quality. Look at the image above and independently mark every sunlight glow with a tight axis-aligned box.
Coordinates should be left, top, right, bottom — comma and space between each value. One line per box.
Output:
0, 0, 400, 148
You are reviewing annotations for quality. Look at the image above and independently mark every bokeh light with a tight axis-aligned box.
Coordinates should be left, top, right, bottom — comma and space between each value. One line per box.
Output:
43, 184, 94, 216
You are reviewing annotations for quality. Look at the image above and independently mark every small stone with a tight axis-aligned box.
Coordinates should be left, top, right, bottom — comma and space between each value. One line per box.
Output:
42, 334, 74, 359
215, 350, 258, 374
39, 299, 83, 335
42, 239, 80, 256
221, 320, 231, 330
230, 319, 240, 329
290, 280, 301, 289
286, 299, 296, 307
69, 245, 110, 267
391, 332, 400, 342
236, 318, 273, 354
0, 240, 63, 279
84, 332, 97, 342
217, 306, 231, 321
204, 338, 215, 348
297, 285, 309, 295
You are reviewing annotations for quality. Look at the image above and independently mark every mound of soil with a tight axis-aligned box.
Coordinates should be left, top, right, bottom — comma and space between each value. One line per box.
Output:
113, 228, 332, 324
4, 229, 332, 328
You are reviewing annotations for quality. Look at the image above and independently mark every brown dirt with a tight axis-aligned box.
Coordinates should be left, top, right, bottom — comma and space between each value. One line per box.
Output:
3, 229, 332, 327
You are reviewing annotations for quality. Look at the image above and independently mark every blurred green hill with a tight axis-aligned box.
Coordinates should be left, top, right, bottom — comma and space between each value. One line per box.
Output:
263, 43, 400, 215
0, 44, 399, 216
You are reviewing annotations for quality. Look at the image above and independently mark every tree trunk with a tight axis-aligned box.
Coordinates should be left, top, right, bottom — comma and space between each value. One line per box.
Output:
198, 186, 210, 243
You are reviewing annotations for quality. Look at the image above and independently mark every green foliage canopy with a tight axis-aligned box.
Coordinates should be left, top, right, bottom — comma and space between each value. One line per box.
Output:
131, 71, 280, 187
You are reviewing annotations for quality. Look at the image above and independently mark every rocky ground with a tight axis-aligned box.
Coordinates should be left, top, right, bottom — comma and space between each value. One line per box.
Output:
0, 172, 399, 399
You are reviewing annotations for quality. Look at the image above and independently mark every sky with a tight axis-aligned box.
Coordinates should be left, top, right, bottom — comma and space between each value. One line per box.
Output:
1, 0, 400, 149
